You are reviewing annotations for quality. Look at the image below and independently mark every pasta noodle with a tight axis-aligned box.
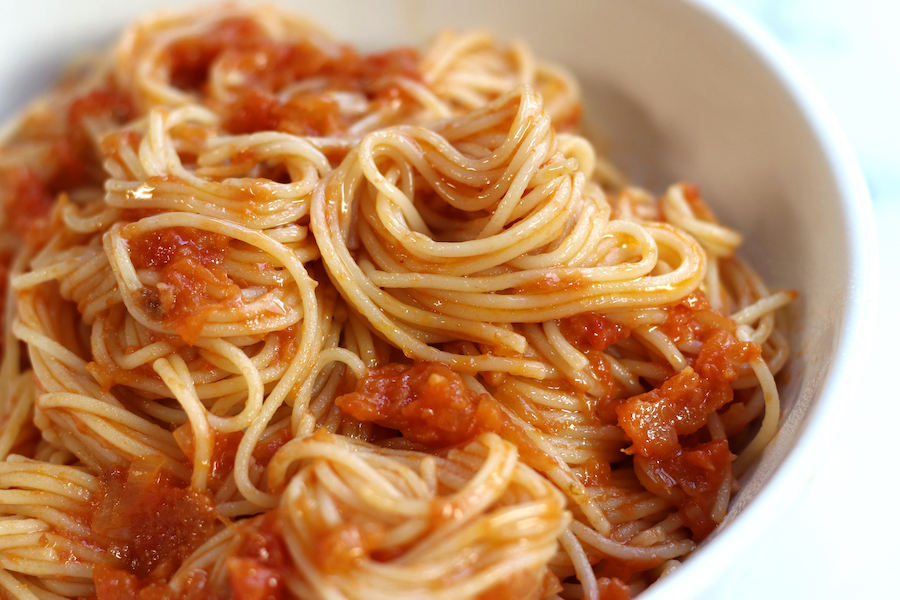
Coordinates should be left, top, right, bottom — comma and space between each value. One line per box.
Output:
0, 4, 795, 599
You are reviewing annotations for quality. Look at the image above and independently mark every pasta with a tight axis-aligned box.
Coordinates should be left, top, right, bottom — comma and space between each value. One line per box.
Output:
0, 4, 795, 599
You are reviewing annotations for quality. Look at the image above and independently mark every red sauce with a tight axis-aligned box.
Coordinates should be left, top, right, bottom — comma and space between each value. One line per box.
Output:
609, 293, 759, 540
586, 354, 626, 424
67, 88, 134, 148
166, 18, 261, 91
1, 84, 132, 253
174, 422, 295, 495
174, 426, 243, 492
635, 439, 733, 539
472, 397, 560, 475
675, 182, 717, 223
101, 129, 143, 160
615, 294, 761, 458
0, 255, 8, 345
596, 576, 632, 600
616, 366, 728, 458
164, 17, 420, 137
657, 292, 736, 345
594, 559, 642, 586
227, 512, 292, 600
694, 329, 760, 382
555, 313, 631, 423
312, 521, 387, 575
227, 558, 285, 600
126, 226, 241, 344
129, 226, 229, 270
93, 564, 214, 600
51, 88, 135, 192
336, 361, 488, 447
93, 563, 142, 600
1, 167, 54, 248
252, 424, 294, 467
475, 569, 559, 600
90, 456, 220, 581
562, 313, 632, 353
227, 90, 344, 137
579, 456, 613, 487
336, 362, 562, 479
85, 360, 117, 392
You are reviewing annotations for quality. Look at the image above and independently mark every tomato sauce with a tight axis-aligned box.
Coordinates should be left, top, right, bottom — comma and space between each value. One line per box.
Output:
227, 512, 292, 600
0, 83, 133, 258
93, 564, 215, 600
173, 423, 295, 495
579, 456, 613, 487
313, 521, 388, 575
635, 439, 733, 539
554, 313, 631, 423
336, 361, 487, 447
164, 17, 420, 137
47, 87, 135, 196
336, 362, 562, 479
562, 313, 631, 353
166, 18, 261, 91
657, 292, 735, 345
1, 167, 54, 248
67, 89, 134, 151
676, 182, 717, 223
90, 457, 220, 581
586, 356, 627, 425
595, 576, 631, 600
174, 426, 245, 492
101, 128, 143, 160
252, 424, 293, 467
475, 570, 560, 600
615, 293, 761, 459
616, 366, 728, 458
599, 292, 760, 541
594, 558, 646, 588
126, 226, 241, 344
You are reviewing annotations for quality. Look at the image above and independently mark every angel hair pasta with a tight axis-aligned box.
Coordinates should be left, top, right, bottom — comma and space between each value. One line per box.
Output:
0, 4, 794, 600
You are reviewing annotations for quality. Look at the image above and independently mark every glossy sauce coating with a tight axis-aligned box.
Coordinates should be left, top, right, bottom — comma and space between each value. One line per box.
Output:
126, 226, 240, 344
165, 17, 420, 136
90, 457, 220, 594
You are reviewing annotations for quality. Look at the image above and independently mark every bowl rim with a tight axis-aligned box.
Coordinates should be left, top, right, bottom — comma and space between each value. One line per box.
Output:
641, 1, 877, 597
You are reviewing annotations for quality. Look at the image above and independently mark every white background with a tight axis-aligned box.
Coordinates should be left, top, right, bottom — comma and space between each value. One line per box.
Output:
720, 0, 895, 597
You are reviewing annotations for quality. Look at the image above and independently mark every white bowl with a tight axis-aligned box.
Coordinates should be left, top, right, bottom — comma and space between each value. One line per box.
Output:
0, 0, 876, 597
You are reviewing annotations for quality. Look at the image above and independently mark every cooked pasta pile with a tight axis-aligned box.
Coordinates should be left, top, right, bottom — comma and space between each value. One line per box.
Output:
0, 5, 794, 600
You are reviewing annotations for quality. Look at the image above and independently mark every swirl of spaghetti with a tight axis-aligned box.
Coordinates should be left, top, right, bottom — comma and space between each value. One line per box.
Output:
262, 431, 569, 600
312, 86, 705, 377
